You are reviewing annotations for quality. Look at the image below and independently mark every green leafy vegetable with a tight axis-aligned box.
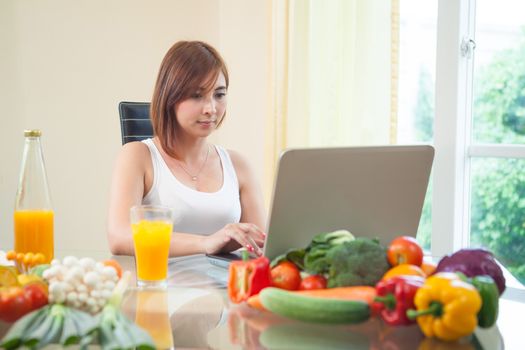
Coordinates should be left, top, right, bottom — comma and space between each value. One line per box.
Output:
270, 230, 355, 272
0, 304, 97, 350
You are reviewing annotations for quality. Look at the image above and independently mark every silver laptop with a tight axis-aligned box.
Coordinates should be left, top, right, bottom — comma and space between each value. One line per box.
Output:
207, 145, 434, 267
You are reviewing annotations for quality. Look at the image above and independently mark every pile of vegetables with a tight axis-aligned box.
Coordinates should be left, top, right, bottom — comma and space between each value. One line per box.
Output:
270, 230, 390, 288
0, 269, 49, 323
228, 230, 389, 324
228, 230, 507, 344
0, 255, 156, 350
377, 241, 504, 341
1, 252, 50, 323
430, 248, 504, 329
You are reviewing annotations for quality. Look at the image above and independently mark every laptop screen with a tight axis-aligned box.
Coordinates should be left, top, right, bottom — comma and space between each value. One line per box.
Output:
263, 145, 434, 260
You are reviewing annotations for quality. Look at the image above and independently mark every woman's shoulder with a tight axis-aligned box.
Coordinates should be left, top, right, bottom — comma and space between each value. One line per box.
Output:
121, 140, 150, 155
118, 141, 151, 167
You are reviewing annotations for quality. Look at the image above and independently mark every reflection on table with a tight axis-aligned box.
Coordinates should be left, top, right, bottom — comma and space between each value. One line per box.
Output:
223, 305, 494, 350
131, 289, 173, 349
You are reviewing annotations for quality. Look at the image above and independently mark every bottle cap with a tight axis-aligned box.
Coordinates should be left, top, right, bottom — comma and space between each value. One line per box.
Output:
24, 130, 42, 137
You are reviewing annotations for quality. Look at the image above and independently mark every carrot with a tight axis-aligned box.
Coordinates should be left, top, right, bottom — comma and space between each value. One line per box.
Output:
247, 293, 266, 311
245, 286, 377, 311
103, 259, 123, 279
295, 286, 377, 305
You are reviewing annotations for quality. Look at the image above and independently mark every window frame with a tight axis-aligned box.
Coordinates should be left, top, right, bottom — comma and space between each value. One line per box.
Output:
433, 0, 475, 256
433, 0, 525, 298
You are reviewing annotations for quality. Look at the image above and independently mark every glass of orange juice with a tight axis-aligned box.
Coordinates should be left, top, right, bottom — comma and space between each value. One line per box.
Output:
130, 205, 174, 288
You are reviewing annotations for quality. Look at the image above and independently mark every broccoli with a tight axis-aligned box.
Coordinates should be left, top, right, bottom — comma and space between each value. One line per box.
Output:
303, 230, 355, 274
326, 238, 390, 288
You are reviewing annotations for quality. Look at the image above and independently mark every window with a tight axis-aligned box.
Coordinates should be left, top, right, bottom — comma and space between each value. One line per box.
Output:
469, 0, 525, 287
275, 1, 525, 292
399, 0, 525, 291
397, 0, 438, 250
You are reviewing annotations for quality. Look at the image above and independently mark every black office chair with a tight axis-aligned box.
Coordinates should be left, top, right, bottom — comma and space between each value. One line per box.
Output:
118, 101, 153, 145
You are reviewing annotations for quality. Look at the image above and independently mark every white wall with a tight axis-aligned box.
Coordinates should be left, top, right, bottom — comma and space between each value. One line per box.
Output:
0, 0, 269, 257
216, 0, 269, 193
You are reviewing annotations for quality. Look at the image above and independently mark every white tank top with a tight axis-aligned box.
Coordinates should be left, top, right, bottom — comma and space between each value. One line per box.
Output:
141, 139, 241, 235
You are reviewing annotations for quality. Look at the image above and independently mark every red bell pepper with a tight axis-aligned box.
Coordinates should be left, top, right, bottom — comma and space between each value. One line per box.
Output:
228, 252, 271, 304
372, 275, 424, 326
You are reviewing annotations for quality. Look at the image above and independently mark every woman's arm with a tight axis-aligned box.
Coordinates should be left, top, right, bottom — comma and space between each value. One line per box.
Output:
233, 151, 266, 229
223, 149, 267, 254
107, 142, 150, 255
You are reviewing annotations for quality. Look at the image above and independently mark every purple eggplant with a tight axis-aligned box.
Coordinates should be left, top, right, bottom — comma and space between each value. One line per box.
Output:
435, 248, 506, 295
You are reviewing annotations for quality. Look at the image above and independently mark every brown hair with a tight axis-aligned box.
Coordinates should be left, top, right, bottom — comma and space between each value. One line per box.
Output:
150, 41, 229, 157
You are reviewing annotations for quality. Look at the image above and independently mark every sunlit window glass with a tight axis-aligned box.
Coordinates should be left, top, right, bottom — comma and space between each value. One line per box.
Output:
470, 0, 525, 287
472, 1, 525, 144
397, 0, 438, 249
470, 158, 525, 286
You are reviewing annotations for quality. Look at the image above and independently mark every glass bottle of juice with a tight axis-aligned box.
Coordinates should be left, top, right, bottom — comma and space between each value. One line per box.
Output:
14, 130, 54, 263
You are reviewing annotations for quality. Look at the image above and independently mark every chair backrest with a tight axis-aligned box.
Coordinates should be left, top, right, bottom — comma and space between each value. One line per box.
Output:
118, 101, 153, 145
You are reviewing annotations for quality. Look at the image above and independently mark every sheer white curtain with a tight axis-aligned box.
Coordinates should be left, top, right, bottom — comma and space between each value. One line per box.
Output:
266, 0, 394, 190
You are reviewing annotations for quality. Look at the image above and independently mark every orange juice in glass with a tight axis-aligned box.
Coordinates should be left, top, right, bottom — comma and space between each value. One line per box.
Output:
131, 205, 174, 288
14, 210, 54, 263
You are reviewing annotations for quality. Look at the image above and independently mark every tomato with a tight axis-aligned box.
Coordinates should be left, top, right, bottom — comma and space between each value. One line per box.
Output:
0, 292, 7, 316
0, 282, 48, 323
103, 259, 123, 279
270, 261, 301, 290
24, 283, 48, 309
387, 236, 423, 267
0, 287, 33, 323
299, 275, 327, 290
382, 264, 426, 280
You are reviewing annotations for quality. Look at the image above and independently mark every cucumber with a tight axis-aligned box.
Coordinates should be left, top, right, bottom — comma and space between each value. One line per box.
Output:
259, 287, 370, 324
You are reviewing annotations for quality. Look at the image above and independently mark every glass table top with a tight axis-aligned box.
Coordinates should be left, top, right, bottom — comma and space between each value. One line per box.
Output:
0, 253, 518, 349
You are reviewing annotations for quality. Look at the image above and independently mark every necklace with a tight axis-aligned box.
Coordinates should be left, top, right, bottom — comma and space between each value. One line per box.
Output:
178, 145, 210, 181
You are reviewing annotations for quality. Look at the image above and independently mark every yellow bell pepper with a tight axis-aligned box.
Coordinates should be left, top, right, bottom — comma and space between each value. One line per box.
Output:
407, 272, 482, 342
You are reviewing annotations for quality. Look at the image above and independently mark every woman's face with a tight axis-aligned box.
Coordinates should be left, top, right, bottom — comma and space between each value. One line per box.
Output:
175, 72, 227, 138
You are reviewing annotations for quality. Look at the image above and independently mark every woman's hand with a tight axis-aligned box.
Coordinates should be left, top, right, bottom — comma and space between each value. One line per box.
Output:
204, 223, 266, 256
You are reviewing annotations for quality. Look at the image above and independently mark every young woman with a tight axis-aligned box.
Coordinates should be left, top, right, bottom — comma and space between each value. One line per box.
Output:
107, 41, 266, 257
